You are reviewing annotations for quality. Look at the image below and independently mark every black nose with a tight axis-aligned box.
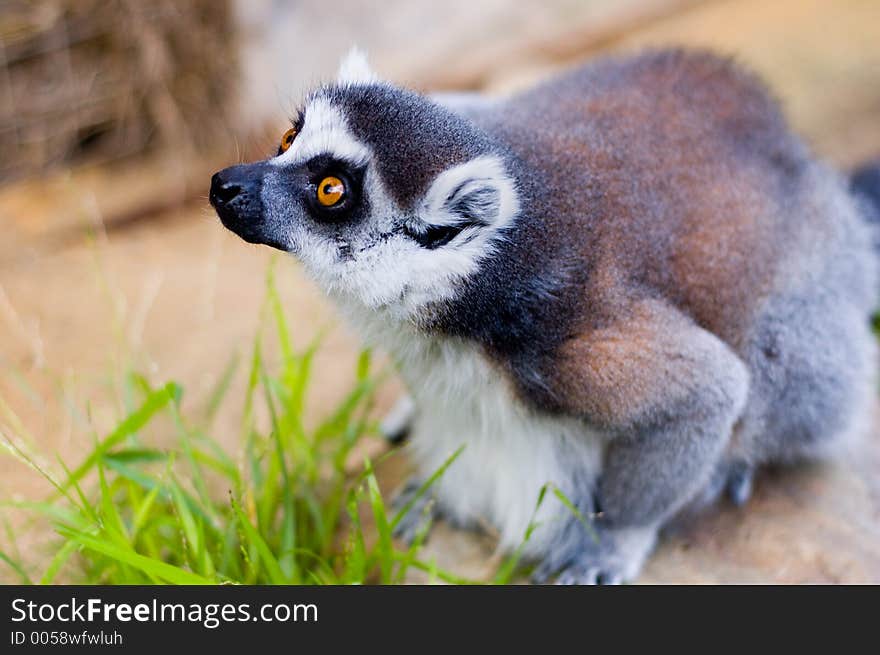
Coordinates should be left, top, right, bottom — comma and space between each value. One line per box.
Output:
210, 172, 243, 207
209, 162, 288, 251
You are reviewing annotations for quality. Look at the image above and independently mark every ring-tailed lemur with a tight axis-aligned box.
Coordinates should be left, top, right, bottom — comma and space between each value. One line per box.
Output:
211, 48, 880, 584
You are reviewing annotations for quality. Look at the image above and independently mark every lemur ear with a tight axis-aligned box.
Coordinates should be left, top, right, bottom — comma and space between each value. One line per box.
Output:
336, 47, 378, 85
420, 155, 520, 233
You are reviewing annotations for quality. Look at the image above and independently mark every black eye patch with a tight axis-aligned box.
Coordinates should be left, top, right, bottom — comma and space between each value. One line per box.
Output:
304, 154, 363, 178
301, 155, 367, 222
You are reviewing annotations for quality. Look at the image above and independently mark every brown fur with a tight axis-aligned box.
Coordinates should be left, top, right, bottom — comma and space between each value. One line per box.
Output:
553, 299, 711, 426
473, 50, 822, 419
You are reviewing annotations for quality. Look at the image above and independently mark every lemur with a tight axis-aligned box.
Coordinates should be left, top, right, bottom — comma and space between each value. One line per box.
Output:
211, 49, 880, 584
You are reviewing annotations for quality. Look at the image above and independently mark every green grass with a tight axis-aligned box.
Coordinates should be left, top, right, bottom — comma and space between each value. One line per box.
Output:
0, 261, 503, 585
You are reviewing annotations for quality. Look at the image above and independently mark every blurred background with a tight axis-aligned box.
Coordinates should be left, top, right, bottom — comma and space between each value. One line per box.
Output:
2, 0, 880, 583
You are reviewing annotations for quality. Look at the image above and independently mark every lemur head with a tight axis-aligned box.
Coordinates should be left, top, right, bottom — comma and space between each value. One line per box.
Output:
210, 50, 520, 316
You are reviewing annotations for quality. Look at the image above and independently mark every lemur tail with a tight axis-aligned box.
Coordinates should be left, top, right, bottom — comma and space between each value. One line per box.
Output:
852, 159, 880, 227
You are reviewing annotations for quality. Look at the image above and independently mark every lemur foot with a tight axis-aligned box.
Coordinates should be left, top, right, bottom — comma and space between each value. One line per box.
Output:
380, 395, 416, 445
391, 477, 437, 544
725, 462, 754, 507
697, 460, 755, 509
531, 524, 657, 586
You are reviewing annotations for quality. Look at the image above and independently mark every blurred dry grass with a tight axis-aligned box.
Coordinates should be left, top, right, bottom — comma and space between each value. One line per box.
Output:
0, 0, 238, 181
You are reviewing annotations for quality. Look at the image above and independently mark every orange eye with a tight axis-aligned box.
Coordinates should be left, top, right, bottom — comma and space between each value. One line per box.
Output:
317, 176, 345, 207
279, 127, 297, 153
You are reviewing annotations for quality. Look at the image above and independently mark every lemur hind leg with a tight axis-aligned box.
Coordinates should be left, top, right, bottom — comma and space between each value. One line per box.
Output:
535, 299, 751, 584
685, 457, 755, 515
724, 461, 755, 506
742, 293, 877, 468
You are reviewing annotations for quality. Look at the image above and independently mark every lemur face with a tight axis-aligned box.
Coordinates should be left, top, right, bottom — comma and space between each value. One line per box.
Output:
210, 51, 519, 316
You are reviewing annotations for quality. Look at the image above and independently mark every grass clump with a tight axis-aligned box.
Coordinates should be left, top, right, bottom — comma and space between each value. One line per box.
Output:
0, 263, 468, 585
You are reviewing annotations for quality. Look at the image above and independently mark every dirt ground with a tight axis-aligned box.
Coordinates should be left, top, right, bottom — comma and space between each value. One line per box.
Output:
2, 0, 880, 583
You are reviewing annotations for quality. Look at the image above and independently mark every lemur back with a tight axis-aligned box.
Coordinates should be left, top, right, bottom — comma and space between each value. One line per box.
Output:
439, 50, 866, 379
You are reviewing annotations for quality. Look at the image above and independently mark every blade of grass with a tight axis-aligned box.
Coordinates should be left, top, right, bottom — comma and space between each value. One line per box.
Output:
57, 527, 213, 585
390, 445, 464, 531
363, 459, 393, 583
550, 484, 599, 544
97, 460, 129, 541
342, 488, 368, 584
231, 500, 287, 584
203, 352, 240, 423
0, 549, 32, 584
39, 539, 78, 585
493, 483, 549, 584
403, 557, 480, 585
59, 382, 181, 494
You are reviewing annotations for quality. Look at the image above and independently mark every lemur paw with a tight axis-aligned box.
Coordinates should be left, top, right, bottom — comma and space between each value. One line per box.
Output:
531, 524, 657, 586
697, 460, 755, 509
725, 462, 754, 507
555, 562, 623, 586
391, 477, 437, 545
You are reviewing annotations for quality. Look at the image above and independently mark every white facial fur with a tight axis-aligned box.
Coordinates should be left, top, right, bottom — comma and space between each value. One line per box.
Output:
272, 97, 370, 167
291, 152, 520, 317
271, 48, 377, 168
263, 88, 521, 318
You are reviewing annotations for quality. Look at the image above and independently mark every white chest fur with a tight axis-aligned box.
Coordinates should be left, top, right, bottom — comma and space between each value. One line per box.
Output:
345, 303, 605, 553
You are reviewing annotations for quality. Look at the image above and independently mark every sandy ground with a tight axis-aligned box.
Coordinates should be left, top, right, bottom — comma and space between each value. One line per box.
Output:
2, 0, 880, 583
